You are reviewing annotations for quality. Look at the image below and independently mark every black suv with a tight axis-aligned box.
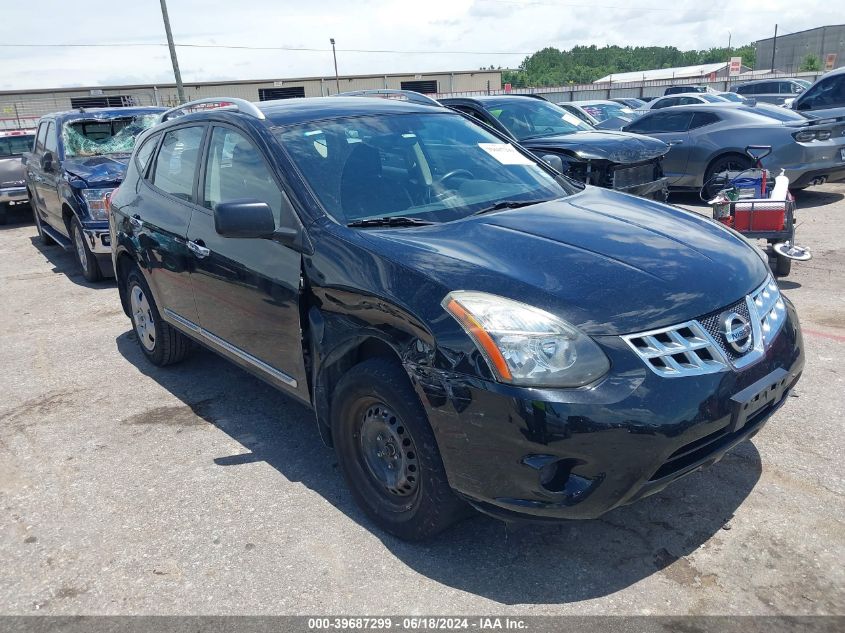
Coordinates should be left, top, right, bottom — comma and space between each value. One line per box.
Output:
110, 95, 804, 540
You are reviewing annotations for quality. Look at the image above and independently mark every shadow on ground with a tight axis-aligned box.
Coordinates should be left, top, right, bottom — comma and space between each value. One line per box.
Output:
115, 331, 763, 605
27, 236, 116, 290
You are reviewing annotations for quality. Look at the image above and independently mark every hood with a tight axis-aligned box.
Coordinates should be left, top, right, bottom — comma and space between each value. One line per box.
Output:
62, 155, 129, 187
360, 188, 769, 336
522, 130, 668, 163
0, 156, 26, 187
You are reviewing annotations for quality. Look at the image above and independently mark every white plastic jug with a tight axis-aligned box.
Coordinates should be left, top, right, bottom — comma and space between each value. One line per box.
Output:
771, 169, 790, 200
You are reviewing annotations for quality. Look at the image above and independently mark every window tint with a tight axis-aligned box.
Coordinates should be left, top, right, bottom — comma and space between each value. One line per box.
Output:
44, 122, 57, 154
35, 122, 49, 152
652, 98, 677, 109
735, 84, 752, 95
627, 111, 692, 133
689, 112, 720, 129
134, 133, 159, 175
152, 126, 204, 201
677, 96, 700, 105
796, 75, 845, 111
203, 127, 282, 225
0, 134, 35, 157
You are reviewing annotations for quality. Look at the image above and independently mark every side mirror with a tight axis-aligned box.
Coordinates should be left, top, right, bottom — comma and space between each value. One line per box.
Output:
40, 151, 54, 172
541, 154, 564, 172
213, 199, 275, 239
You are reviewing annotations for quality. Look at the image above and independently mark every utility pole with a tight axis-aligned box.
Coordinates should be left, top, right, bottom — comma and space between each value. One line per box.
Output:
159, 0, 186, 104
330, 38, 340, 94
770, 24, 778, 73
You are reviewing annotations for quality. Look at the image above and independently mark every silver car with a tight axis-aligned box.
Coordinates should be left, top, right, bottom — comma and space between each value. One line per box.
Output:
557, 100, 637, 129
622, 103, 845, 196
732, 78, 811, 106
640, 93, 731, 112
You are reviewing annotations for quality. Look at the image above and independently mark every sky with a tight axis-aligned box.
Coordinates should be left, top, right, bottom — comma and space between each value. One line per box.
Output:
0, 0, 835, 91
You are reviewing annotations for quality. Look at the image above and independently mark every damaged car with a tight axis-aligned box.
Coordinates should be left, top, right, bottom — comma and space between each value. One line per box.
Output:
0, 129, 36, 225
439, 95, 669, 199
111, 96, 803, 541
24, 106, 164, 281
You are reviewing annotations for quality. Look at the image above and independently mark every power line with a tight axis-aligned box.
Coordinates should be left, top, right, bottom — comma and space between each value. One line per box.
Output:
0, 42, 531, 55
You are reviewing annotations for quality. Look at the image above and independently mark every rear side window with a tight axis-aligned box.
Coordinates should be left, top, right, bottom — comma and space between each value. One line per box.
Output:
689, 112, 720, 129
152, 126, 204, 201
202, 127, 282, 225
134, 133, 159, 175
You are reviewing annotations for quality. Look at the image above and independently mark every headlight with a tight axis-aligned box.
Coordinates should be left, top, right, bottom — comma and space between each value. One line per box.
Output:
442, 291, 610, 388
80, 188, 115, 221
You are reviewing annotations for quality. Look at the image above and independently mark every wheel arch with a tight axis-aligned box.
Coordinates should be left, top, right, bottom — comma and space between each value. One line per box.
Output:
310, 319, 413, 448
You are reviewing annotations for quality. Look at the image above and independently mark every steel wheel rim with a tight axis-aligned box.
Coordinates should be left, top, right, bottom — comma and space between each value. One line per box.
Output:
358, 403, 419, 498
73, 226, 88, 273
130, 284, 156, 351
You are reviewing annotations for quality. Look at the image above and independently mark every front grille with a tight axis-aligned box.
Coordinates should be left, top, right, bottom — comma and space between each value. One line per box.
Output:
624, 276, 786, 377
698, 298, 752, 363
613, 162, 656, 189
751, 278, 786, 347
623, 321, 727, 377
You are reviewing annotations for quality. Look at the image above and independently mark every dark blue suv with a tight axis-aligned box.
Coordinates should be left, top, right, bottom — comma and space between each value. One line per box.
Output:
109, 95, 804, 540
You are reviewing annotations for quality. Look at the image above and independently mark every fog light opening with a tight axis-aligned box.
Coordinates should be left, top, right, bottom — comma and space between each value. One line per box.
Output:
539, 458, 577, 493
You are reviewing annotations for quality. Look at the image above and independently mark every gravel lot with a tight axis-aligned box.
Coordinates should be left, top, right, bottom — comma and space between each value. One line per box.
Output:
0, 185, 843, 616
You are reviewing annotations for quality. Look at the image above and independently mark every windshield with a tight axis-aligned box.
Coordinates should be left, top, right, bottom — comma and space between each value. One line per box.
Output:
63, 114, 160, 158
0, 134, 34, 157
275, 112, 574, 225
485, 100, 593, 139
579, 103, 634, 122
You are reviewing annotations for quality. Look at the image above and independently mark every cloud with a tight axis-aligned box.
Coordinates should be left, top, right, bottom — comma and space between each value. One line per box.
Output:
0, 0, 834, 91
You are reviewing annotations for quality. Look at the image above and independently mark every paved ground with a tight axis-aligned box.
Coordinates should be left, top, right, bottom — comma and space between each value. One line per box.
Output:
0, 186, 843, 616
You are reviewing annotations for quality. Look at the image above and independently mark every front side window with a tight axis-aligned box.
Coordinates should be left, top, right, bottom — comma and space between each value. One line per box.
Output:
627, 111, 692, 134
152, 126, 205, 201
35, 122, 49, 152
483, 100, 592, 140
63, 114, 160, 158
0, 134, 35, 157
203, 127, 282, 224
276, 112, 574, 225
44, 122, 57, 154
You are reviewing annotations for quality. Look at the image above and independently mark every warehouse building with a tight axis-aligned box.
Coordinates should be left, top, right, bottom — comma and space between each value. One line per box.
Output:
0, 69, 502, 130
755, 24, 845, 73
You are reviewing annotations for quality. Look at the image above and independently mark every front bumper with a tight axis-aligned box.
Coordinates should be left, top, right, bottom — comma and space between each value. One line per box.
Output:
81, 223, 112, 255
410, 300, 804, 521
0, 186, 28, 205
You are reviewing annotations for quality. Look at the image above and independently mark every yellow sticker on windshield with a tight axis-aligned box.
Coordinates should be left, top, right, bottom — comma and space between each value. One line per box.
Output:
478, 143, 534, 166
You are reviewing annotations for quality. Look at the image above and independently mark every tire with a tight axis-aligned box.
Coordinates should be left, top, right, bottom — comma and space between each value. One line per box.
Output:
0, 203, 7, 226
126, 267, 191, 366
71, 218, 102, 282
331, 357, 469, 540
775, 254, 792, 277
702, 154, 754, 200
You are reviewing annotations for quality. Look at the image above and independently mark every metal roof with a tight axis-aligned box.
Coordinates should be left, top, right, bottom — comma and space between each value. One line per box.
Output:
594, 63, 729, 84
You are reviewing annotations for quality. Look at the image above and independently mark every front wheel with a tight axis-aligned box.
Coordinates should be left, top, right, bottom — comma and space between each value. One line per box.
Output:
775, 253, 792, 277
126, 268, 191, 366
71, 218, 102, 282
0, 203, 7, 226
331, 358, 469, 540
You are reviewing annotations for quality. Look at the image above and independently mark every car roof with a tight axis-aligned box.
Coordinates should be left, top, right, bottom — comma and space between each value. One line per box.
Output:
642, 101, 806, 121
734, 78, 803, 87
257, 96, 448, 126
439, 95, 546, 107
569, 100, 617, 105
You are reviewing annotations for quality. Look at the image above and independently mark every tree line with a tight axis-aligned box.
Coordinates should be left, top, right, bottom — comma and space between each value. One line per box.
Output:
496, 44, 758, 87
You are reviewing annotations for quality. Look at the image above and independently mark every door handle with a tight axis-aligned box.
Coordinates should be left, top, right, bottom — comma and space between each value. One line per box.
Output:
187, 239, 211, 259
129, 214, 144, 230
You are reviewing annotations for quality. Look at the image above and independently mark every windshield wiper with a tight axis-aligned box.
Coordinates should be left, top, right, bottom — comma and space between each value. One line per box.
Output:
347, 216, 435, 228
472, 199, 550, 216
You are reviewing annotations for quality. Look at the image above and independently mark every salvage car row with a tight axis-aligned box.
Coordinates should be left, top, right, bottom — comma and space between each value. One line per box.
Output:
11, 85, 809, 541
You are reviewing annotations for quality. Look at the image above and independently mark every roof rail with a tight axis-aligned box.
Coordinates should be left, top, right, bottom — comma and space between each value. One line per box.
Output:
334, 89, 442, 107
160, 97, 266, 122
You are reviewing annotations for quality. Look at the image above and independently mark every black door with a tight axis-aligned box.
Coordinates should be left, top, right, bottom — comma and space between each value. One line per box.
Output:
137, 125, 206, 324
187, 124, 308, 397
